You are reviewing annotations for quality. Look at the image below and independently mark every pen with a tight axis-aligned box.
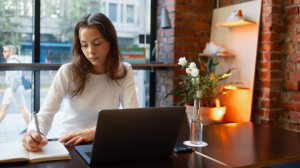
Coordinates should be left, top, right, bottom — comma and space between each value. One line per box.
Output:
34, 112, 41, 137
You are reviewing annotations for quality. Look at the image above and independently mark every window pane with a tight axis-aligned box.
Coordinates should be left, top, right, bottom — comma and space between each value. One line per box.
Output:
109, 3, 117, 22
0, 70, 33, 142
0, 0, 151, 143
39, 0, 151, 105
1, 0, 33, 63
126, 5, 134, 23
0, 0, 34, 143
39, 0, 150, 63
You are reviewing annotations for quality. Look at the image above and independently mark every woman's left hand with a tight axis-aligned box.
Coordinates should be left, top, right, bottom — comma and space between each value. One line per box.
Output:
58, 128, 95, 146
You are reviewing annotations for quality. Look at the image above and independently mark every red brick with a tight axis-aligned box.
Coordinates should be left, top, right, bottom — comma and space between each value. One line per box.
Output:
270, 61, 282, 70
291, 93, 300, 101
262, 90, 281, 99
292, 35, 300, 42
260, 71, 282, 80
296, 63, 300, 70
261, 100, 281, 108
293, 0, 300, 4
283, 102, 300, 111
289, 53, 300, 61
287, 24, 296, 33
260, 32, 281, 42
261, 23, 272, 32
288, 71, 300, 80
260, 71, 271, 79
261, 43, 282, 52
263, 110, 280, 119
191, 22, 210, 30
261, 43, 272, 51
262, 80, 282, 89
262, 5, 272, 15
284, 80, 299, 91
293, 15, 300, 23
263, 53, 282, 61
286, 6, 299, 15
263, 13, 272, 24
175, 4, 190, 13
272, 0, 283, 5
286, 43, 296, 53
270, 24, 283, 33
272, 14, 283, 24
175, 21, 191, 28
285, 62, 295, 71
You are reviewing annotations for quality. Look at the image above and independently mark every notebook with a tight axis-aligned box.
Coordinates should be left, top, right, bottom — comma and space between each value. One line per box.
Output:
75, 106, 185, 166
0, 141, 70, 163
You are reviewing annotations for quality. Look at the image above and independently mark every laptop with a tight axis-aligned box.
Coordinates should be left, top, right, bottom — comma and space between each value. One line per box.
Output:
75, 106, 186, 166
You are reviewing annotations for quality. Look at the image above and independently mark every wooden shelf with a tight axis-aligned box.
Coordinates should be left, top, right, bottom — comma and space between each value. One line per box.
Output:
198, 53, 234, 58
216, 19, 256, 27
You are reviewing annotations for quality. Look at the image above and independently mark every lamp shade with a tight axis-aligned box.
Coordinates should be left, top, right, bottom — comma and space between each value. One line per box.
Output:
161, 7, 171, 29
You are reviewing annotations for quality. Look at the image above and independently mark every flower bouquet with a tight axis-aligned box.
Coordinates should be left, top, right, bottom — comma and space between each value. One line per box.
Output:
166, 55, 238, 108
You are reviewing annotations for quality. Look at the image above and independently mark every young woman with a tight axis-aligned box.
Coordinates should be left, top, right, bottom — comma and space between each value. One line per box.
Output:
23, 13, 138, 151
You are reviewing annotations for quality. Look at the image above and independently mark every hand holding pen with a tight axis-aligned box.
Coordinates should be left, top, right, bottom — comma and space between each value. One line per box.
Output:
22, 112, 48, 152
34, 112, 42, 138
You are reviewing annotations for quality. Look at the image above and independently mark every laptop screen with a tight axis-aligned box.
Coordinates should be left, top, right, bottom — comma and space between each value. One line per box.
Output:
75, 106, 186, 165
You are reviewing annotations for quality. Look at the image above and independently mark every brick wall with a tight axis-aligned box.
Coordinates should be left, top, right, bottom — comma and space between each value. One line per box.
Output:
156, 0, 300, 132
156, 0, 215, 107
281, 0, 300, 131
253, 0, 284, 128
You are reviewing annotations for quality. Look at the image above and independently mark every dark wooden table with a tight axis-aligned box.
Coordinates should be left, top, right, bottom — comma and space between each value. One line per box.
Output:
197, 122, 300, 168
2, 122, 300, 168
0, 117, 227, 168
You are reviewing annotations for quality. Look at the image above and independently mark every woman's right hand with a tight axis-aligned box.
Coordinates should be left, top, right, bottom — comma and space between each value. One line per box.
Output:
22, 130, 48, 152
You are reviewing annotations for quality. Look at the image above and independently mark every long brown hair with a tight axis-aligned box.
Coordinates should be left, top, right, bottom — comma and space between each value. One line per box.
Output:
70, 13, 127, 97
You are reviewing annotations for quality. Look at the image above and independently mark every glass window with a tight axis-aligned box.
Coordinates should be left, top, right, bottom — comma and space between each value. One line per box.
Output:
126, 5, 134, 23
101, 2, 106, 14
0, 0, 151, 143
0, 0, 34, 142
109, 3, 117, 22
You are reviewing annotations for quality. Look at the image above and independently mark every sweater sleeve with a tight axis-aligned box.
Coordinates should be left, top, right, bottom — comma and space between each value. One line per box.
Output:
27, 64, 71, 135
120, 62, 139, 108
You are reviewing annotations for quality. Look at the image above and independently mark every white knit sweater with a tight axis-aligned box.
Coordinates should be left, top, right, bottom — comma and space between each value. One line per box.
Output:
28, 62, 138, 136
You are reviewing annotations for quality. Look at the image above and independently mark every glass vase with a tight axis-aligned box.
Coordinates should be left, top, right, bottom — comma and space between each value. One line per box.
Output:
189, 98, 203, 145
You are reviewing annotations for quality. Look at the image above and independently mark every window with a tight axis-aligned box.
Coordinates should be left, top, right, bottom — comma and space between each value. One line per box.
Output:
109, 3, 117, 22
0, 0, 151, 143
126, 5, 134, 23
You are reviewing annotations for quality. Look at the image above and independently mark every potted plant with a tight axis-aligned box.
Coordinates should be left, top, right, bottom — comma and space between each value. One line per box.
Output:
166, 55, 239, 124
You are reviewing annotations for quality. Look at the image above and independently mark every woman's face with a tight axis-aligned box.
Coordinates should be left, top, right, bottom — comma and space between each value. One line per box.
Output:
79, 26, 110, 74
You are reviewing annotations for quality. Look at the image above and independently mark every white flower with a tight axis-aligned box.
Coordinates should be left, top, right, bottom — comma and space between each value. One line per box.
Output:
188, 62, 197, 69
186, 68, 191, 75
190, 68, 199, 77
178, 57, 187, 67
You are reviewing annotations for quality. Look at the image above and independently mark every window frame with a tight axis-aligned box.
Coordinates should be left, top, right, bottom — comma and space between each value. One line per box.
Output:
0, 0, 158, 112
